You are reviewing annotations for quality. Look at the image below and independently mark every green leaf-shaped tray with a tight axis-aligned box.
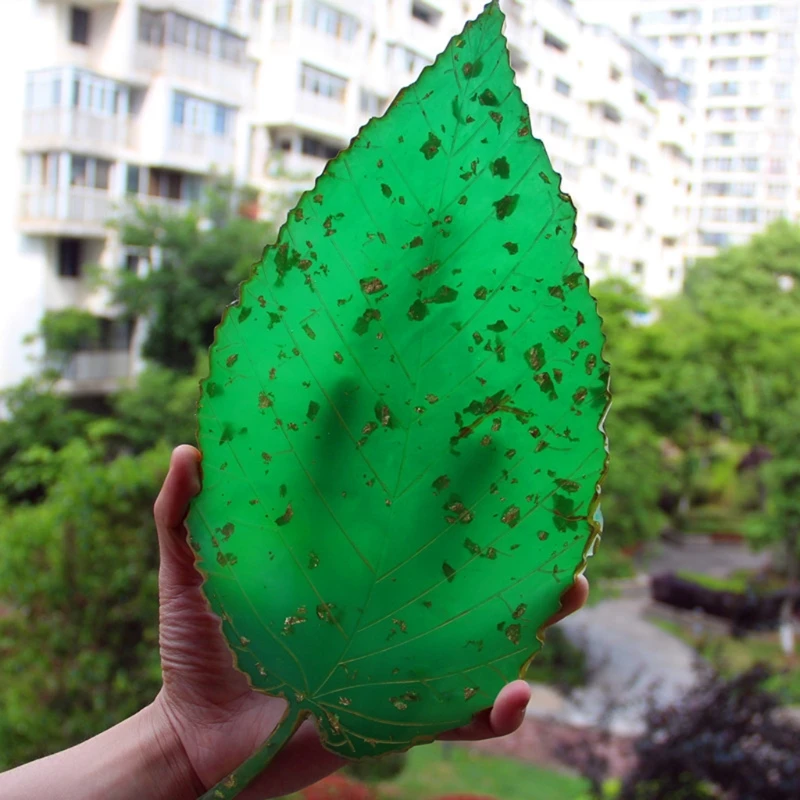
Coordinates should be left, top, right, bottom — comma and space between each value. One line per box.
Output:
188, 3, 609, 797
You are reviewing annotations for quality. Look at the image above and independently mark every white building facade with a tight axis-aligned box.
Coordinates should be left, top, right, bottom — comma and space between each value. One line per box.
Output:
0, 0, 694, 395
580, 0, 800, 258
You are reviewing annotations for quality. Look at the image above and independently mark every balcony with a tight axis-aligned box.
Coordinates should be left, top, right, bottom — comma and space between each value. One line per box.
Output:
22, 108, 137, 155
60, 350, 132, 395
19, 186, 112, 237
259, 90, 353, 141
165, 126, 236, 172
133, 42, 250, 105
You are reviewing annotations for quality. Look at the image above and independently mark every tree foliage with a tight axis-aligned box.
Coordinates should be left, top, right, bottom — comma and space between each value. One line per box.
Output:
0, 437, 168, 769
114, 178, 275, 372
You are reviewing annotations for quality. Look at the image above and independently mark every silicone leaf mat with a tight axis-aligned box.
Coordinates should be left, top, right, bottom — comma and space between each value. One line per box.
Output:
189, 0, 608, 764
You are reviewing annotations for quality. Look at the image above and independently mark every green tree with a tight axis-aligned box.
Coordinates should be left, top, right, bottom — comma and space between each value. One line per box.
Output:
0, 434, 169, 769
0, 378, 95, 503
111, 364, 199, 452
592, 280, 672, 551
114, 179, 275, 372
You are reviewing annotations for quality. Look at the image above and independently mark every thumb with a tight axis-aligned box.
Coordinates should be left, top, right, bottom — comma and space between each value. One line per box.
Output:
154, 444, 203, 597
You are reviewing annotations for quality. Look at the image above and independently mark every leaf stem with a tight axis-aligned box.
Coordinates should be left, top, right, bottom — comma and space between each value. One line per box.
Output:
198, 706, 308, 800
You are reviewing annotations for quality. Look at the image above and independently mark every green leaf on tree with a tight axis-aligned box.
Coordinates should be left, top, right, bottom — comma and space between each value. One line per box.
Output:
188, 3, 609, 797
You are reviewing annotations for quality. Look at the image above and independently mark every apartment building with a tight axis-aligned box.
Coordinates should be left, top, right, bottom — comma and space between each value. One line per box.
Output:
248, 0, 693, 295
0, 0, 693, 396
0, 0, 255, 395
580, 0, 800, 257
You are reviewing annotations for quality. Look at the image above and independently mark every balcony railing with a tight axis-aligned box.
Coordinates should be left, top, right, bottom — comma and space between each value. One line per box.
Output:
296, 91, 347, 123
23, 109, 136, 152
133, 42, 249, 104
19, 186, 112, 234
166, 127, 236, 169
132, 194, 192, 215
60, 350, 132, 393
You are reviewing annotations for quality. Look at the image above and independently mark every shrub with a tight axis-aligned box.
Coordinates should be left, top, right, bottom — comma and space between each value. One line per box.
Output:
619, 666, 800, 800
344, 751, 408, 782
525, 626, 587, 690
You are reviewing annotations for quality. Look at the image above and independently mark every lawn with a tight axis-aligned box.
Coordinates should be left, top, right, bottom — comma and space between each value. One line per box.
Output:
651, 616, 800, 704
282, 743, 588, 800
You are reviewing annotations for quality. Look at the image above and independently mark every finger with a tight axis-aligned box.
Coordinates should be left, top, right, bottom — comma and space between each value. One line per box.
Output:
545, 575, 589, 628
439, 680, 530, 741
438, 579, 588, 743
154, 445, 202, 593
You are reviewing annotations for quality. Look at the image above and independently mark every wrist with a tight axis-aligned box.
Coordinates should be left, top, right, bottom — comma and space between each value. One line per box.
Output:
139, 696, 207, 800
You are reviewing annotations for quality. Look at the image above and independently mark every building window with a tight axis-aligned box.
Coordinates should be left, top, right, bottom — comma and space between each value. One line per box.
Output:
172, 92, 235, 136
359, 89, 386, 115
548, 116, 569, 138
70, 7, 90, 45
300, 135, 340, 159
94, 159, 111, 190
711, 33, 740, 47
597, 253, 610, 269
745, 107, 762, 121
543, 31, 568, 53
299, 63, 347, 101
213, 105, 228, 135
632, 261, 644, 276
710, 57, 739, 71
172, 94, 185, 126
591, 215, 614, 230
125, 253, 140, 273
749, 56, 766, 70
148, 167, 200, 201
508, 45, 528, 73
66, 156, 112, 190
709, 81, 739, 96
600, 104, 622, 123
706, 132, 736, 147
71, 156, 87, 186
630, 156, 647, 173
57, 238, 82, 277
609, 65, 622, 81
411, 1, 441, 26
195, 23, 212, 54
170, 14, 189, 47
737, 207, 758, 223
553, 77, 571, 96
700, 231, 730, 247
303, 1, 359, 41
776, 82, 791, 99
126, 165, 141, 194
138, 9, 165, 44
707, 107, 737, 122
601, 175, 615, 192
635, 193, 646, 208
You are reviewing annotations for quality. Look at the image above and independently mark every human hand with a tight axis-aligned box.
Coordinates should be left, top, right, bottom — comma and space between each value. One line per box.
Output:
151, 445, 589, 799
